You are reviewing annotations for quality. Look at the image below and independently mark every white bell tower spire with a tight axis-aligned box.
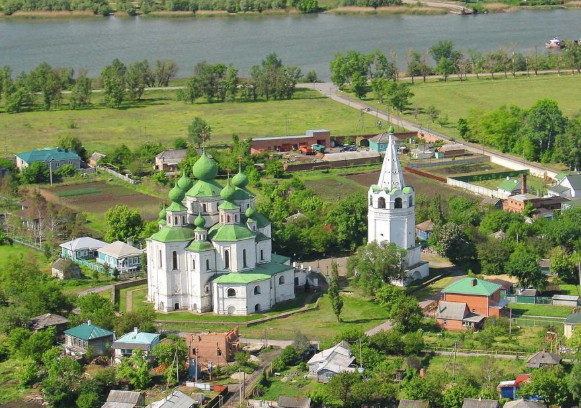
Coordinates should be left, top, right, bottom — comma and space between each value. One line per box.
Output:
377, 126, 405, 191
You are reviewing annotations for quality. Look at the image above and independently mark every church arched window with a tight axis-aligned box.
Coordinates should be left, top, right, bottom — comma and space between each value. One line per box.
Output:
227, 288, 236, 297
243, 249, 247, 268
409, 196, 414, 207
254, 285, 261, 295
378, 197, 386, 209
369, 195, 373, 206
395, 197, 402, 208
279, 276, 285, 285
224, 249, 230, 269
206, 259, 210, 270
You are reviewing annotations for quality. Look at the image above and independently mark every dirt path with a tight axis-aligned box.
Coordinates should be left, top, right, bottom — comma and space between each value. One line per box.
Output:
126, 289, 134, 312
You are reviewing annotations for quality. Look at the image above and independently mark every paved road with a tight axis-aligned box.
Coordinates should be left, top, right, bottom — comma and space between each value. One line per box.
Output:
298, 82, 558, 179
76, 284, 114, 296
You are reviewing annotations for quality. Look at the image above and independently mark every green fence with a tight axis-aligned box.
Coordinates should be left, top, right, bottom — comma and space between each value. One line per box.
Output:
452, 169, 529, 183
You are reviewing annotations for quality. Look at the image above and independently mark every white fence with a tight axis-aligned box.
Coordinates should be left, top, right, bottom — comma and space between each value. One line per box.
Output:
409, 155, 489, 169
446, 177, 505, 198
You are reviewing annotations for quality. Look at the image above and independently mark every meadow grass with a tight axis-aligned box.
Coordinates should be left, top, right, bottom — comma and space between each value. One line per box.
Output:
360, 73, 581, 140
0, 88, 379, 155
509, 303, 573, 318
0, 244, 46, 271
55, 187, 101, 197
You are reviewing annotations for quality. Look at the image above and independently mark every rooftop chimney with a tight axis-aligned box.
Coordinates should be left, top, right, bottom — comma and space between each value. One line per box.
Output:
521, 174, 527, 194
134, 327, 138, 334
471, 278, 477, 287
87, 320, 92, 326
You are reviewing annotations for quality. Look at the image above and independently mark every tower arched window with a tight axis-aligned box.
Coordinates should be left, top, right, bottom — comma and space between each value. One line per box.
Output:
203, 203, 207, 213
206, 259, 210, 270
227, 215, 230, 223
395, 197, 402, 208
172, 251, 178, 270
254, 285, 261, 295
243, 249, 247, 268
409, 196, 413, 207
227, 288, 236, 297
260, 250, 264, 261
224, 249, 230, 269
192, 258, 196, 270
279, 276, 285, 285
369, 195, 373, 206
378, 197, 386, 209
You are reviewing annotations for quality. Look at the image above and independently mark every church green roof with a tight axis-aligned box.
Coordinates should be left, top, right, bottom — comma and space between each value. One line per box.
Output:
167, 201, 187, 212
158, 204, 167, 220
232, 170, 249, 189
218, 201, 240, 211
169, 182, 186, 203
255, 232, 270, 242
186, 241, 214, 252
177, 170, 194, 191
192, 152, 219, 181
210, 224, 255, 242
186, 180, 223, 198
442, 278, 501, 296
17, 147, 80, 164
253, 213, 271, 228
402, 186, 414, 193
194, 213, 206, 228
213, 261, 293, 284
220, 180, 236, 201
232, 187, 252, 201
150, 226, 196, 243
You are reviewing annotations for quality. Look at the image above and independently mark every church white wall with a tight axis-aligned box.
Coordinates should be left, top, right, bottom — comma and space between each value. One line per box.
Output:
256, 241, 271, 263
213, 283, 250, 315
273, 270, 295, 303
213, 238, 255, 272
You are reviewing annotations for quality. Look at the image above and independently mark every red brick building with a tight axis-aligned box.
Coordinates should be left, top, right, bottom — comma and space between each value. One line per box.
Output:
250, 130, 330, 154
436, 278, 508, 331
182, 327, 240, 365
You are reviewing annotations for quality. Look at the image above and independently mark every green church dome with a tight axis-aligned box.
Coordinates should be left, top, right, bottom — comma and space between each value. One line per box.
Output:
232, 169, 249, 189
169, 182, 185, 203
245, 206, 256, 219
194, 212, 206, 228
388, 125, 395, 134
177, 169, 194, 191
220, 180, 236, 201
192, 152, 218, 181
158, 204, 167, 220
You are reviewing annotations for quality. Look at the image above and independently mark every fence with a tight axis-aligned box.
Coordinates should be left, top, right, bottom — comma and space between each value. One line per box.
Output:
512, 317, 565, 327
111, 277, 148, 305
446, 177, 502, 198
452, 169, 529, 183
408, 155, 489, 169
65, 257, 106, 273
404, 167, 447, 183
97, 165, 139, 184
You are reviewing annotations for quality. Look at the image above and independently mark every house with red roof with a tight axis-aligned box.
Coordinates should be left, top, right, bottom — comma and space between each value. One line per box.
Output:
498, 374, 532, 400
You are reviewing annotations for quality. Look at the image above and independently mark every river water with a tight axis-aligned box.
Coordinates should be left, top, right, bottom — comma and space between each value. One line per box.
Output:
0, 10, 580, 78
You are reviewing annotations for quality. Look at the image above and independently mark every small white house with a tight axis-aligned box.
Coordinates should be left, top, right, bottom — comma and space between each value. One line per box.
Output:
60, 237, 107, 260
111, 328, 160, 363
548, 174, 581, 198
307, 341, 356, 383
97, 241, 144, 273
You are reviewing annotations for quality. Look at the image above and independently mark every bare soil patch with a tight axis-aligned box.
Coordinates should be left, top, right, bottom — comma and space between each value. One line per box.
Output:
41, 181, 164, 221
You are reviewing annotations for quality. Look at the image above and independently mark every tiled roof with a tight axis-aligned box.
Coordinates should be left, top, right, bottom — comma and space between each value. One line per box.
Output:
526, 351, 561, 368
442, 278, 501, 296
64, 322, 113, 341
16, 147, 80, 164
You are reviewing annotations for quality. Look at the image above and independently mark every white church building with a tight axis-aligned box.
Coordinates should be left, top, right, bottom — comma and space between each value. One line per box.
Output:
368, 127, 429, 285
146, 153, 296, 315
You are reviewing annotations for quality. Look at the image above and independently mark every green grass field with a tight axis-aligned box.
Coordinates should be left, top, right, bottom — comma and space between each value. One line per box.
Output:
509, 303, 573, 318
0, 244, 46, 271
360, 74, 581, 140
0, 88, 378, 155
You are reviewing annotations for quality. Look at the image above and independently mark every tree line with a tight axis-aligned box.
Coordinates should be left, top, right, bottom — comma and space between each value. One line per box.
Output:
461, 98, 581, 168
0, 0, 111, 15
0, 59, 177, 113
331, 40, 581, 91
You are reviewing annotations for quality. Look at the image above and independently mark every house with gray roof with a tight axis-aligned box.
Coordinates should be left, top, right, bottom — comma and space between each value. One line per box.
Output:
16, 147, 81, 170
64, 320, 115, 356
52, 258, 81, 280
503, 400, 544, 408
307, 340, 356, 383
29, 313, 69, 334
278, 396, 311, 408
462, 399, 498, 408
155, 149, 187, 172
102, 390, 145, 408
398, 400, 429, 408
112, 328, 160, 363
435, 301, 485, 331
547, 173, 581, 198
147, 390, 195, 408
564, 312, 581, 339
97, 241, 144, 274
526, 351, 561, 369
60, 237, 107, 260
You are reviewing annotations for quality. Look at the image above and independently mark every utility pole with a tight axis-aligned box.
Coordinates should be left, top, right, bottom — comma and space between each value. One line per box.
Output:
509, 306, 513, 336
452, 341, 457, 379
195, 347, 198, 383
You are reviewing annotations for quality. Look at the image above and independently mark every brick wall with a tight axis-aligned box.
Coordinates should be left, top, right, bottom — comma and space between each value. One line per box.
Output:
183, 327, 240, 365
444, 293, 491, 317
436, 318, 466, 331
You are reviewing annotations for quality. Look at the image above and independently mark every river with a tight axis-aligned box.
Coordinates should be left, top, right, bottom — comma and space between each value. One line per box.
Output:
0, 10, 580, 78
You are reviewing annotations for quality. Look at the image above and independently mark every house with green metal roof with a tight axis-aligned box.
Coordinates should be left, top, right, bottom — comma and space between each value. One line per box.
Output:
64, 320, 115, 356
437, 278, 508, 331
564, 312, 581, 339
146, 154, 297, 316
111, 328, 160, 362
16, 147, 81, 170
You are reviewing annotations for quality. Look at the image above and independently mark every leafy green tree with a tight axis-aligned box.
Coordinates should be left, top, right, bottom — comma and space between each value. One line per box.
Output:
477, 238, 511, 276
347, 242, 407, 294
400, 375, 444, 405
328, 261, 344, 322
506, 244, 546, 291
554, 118, 581, 170
114, 308, 155, 335
479, 210, 523, 235
153, 60, 178, 87
326, 372, 361, 406
104, 205, 144, 242
457, 118, 469, 138
57, 135, 87, 161
443, 383, 479, 408
101, 58, 127, 108
325, 193, 367, 250
351, 72, 368, 99
521, 366, 569, 408
430, 40, 458, 64
69, 71, 92, 109
436, 57, 455, 82
152, 337, 188, 368
117, 349, 151, 389
20, 162, 50, 184
569, 363, 581, 405
188, 117, 212, 148
426, 105, 440, 123
264, 159, 285, 178
126, 60, 151, 102
76, 391, 101, 408
434, 222, 476, 264
76, 293, 116, 330
550, 247, 576, 281
330, 50, 369, 89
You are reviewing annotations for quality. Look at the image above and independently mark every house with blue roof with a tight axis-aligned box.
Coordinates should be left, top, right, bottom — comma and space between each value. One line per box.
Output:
111, 328, 160, 363
64, 320, 115, 356
16, 147, 81, 171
